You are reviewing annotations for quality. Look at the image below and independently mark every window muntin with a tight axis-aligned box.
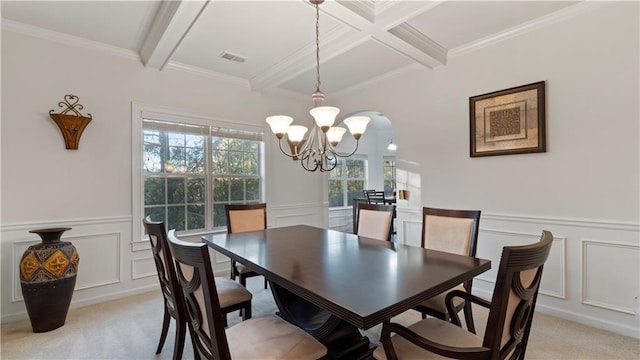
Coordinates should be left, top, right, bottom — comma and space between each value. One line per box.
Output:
329, 157, 367, 208
143, 119, 264, 232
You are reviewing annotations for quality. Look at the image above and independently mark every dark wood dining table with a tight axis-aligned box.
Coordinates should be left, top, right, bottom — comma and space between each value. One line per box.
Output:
202, 225, 490, 359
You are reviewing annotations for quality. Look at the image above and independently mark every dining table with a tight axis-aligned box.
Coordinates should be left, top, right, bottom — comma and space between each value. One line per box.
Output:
202, 224, 490, 359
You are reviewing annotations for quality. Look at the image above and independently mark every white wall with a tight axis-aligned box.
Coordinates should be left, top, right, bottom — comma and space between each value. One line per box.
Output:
0, 27, 327, 322
335, 2, 640, 338
2, 2, 638, 339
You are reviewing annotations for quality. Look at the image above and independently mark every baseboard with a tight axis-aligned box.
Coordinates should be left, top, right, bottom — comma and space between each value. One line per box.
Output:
1, 284, 159, 324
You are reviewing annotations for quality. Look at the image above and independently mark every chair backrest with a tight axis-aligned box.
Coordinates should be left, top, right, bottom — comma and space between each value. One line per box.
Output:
356, 203, 395, 241
365, 191, 386, 204
363, 189, 376, 197
482, 230, 554, 359
167, 229, 232, 360
142, 217, 185, 322
421, 207, 481, 257
225, 203, 267, 233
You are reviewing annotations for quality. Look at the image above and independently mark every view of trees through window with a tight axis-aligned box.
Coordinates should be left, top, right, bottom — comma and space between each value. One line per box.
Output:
328, 158, 367, 207
143, 119, 263, 232
383, 158, 396, 196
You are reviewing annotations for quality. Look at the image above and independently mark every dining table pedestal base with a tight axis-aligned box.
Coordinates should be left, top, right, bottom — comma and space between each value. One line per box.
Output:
270, 283, 375, 359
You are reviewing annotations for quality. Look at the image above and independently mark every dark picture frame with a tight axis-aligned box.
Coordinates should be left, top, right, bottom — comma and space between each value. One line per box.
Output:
469, 81, 546, 157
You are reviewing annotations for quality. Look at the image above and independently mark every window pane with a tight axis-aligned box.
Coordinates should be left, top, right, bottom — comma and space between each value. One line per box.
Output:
143, 144, 163, 173
187, 178, 205, 203
185, 134, 204, 148
212, 149, 228, 173
228, 151, 243, 174
213, 203, 226, 228
144, 206, 165, 223
228, 138, 243, 151
168, 132, 184, 147
145, 178, 165, 205
230, 178, 244, 201
167, 178, 185, 204
246, 178, 260, 201
187, 205, 205, 230
328, 180, 344, 207
168, 146, 186, 172
347, 180, 365, 207
168, 206, 185, 231
329, 160, 343, 178
186, 147, 205, 174
346, 159, 365, 178
213, 178, 229, 202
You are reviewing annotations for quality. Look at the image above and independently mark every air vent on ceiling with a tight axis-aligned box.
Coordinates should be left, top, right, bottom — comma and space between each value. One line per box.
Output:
219, 51, 247, 63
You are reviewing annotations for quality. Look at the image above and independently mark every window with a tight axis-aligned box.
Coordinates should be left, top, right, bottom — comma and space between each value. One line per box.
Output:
328, 157, 367, 207
383, 157, 396, 196
139, 114, 264, 235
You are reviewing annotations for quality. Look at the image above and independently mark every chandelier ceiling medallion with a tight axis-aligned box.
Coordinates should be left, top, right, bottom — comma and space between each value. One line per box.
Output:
265, 0, 370, 172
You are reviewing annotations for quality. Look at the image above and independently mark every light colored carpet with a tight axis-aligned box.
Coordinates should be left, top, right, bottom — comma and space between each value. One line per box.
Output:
2, 277, 638, 359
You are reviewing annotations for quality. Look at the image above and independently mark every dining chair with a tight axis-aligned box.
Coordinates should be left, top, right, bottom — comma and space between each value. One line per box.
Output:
143, 218, 253, 360
225, 203, 268, 289
355, 203, 395, 242
365, 191, 386, 204
413, 207, 481, 332
143, 217, 188, 360
166, 231, 328, 360
374, 230, 554, 360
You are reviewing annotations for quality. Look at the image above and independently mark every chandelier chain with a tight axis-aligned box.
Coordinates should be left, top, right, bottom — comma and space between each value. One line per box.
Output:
315, 1, 321, 94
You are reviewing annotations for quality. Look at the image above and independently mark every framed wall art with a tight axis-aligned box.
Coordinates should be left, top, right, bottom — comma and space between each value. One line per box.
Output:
469, 81, 546, 157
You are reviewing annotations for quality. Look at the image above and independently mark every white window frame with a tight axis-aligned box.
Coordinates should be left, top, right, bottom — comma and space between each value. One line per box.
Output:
132, 103, 266, 247
328, 156, 368, 209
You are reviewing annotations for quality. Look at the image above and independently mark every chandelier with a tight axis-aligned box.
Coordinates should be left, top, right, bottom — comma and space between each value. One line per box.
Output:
265, 0, 370, 172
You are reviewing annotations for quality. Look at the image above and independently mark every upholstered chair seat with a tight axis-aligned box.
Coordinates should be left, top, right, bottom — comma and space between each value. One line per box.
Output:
374, 318, 483, 360
415, 284, 466, 315
214, 277, 253, 309
226, 315, 328, 359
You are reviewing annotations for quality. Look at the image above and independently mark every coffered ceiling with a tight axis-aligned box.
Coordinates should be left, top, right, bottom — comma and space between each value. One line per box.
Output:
2, 0, 588, 98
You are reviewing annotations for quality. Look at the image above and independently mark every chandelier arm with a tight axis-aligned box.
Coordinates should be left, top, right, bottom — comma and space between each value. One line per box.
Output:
277, 138, 301, 158
330, 139, 360, 158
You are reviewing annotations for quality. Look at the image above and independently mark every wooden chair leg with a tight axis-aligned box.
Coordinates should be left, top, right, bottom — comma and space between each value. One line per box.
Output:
222, 313, 228, 328
263, 277, 268, 289
243, 302, 252, 321
240, 274, 247, 287
156, 306, 171, 354
173, 319, 186, 360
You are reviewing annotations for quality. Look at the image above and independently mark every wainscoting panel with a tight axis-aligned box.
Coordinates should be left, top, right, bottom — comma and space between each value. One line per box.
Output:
131, 256, 156, 280
270, 203, 325, 228
475, 229, 565, 299
582, 239, 639, 315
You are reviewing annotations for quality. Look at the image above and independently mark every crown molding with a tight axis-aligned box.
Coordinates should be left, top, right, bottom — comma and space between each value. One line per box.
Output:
449, 1, 612, 59
1, 19, 141, 61
165, 61, 250, 89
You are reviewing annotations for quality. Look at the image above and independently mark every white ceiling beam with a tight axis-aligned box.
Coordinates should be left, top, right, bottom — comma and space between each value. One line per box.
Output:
140, 0, 209, 70
251, 0, 445, 91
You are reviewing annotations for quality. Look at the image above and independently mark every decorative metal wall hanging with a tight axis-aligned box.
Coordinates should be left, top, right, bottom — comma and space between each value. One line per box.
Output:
49, 94, 92, 150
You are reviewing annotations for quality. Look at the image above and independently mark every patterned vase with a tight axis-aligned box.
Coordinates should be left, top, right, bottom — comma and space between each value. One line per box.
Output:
20, 227, 79, 332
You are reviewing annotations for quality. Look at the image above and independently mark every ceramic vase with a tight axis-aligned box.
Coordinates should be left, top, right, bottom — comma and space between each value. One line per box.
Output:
19, 227, 79, 332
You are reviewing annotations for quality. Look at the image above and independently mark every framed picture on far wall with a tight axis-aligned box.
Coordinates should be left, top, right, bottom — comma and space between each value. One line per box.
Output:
469, 81, 546, 157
